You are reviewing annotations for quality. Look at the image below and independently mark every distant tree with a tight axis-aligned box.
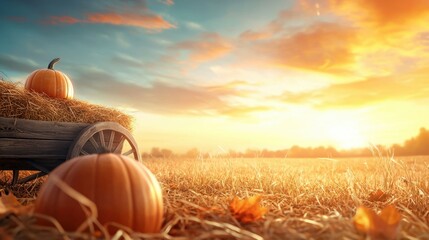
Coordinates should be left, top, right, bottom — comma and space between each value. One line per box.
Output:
141, 152, 151, 158
391, 144, 405, 156
243, 149, 262, 158
150, 147, 162, 158
228, 149, 240, 158
400, 127, 429, 156
184, 148, 200, 158
160, 148, 174, 158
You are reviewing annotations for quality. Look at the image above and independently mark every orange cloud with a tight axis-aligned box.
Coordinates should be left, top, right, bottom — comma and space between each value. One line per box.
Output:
204, 80, 254, 96
238, 8, 307, 41
174, 33, 232, 63
330, 0, 429, 27
44, 12, 175, 30
238, 22, 357, 74
46, 16, 81, 24
218, 106, 272, 118
75, 68, 268, 117
86, 12, 175, 30
234, 0, 429, 77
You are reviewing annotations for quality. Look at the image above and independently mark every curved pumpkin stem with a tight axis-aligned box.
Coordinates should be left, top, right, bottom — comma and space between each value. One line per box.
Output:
48, 58, 61, 69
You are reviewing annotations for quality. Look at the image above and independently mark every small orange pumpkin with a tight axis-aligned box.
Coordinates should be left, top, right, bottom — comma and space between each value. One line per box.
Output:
34, 153, 164, 233
25, 58, 74, 99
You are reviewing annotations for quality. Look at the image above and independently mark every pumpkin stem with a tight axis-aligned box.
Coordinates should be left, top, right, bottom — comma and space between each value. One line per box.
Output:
48, 58, 61, 70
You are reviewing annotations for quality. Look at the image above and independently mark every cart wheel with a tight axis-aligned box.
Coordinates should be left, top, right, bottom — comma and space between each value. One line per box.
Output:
67, 122, 141, 162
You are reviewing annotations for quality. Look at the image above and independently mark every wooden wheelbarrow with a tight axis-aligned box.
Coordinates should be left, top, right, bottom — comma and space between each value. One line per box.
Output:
0, 117, 141, 185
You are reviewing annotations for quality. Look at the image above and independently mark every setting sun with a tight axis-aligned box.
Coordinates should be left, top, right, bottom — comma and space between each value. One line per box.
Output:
326, 122, 367, 149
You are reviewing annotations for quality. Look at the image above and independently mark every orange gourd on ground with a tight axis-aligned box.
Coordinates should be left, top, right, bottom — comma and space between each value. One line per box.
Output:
25, 58, 74, 99
33, 153, 164, 233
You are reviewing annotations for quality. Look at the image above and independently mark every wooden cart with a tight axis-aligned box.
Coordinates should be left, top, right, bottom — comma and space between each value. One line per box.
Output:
0, 117, 141, 185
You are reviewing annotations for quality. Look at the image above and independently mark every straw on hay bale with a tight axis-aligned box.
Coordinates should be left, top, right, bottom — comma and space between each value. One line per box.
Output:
0, 81, 132, 130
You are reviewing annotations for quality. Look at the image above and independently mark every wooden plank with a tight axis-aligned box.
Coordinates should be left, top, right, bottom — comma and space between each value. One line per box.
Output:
0, 117, 89, 140
0, 138, 71, 159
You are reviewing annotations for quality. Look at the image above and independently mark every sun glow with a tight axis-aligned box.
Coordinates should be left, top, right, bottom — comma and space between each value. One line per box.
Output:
326, 121, 368, 149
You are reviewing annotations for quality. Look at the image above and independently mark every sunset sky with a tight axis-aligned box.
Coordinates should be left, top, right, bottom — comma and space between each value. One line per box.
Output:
1, 0, 429, 153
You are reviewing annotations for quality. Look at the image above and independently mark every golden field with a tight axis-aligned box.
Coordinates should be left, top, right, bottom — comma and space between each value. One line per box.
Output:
1, 154, 429, 239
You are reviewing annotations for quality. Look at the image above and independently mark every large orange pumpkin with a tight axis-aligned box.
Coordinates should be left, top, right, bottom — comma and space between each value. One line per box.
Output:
25, 58, 74, 99
34, 153, 164, 234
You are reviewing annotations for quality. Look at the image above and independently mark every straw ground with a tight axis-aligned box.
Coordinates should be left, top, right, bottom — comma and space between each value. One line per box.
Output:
1, 155, 429, 239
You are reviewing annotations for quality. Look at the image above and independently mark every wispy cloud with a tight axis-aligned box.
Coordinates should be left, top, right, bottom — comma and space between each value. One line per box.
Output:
0, 54, 38, 73
278, 68, 429, 108
237, 22, 357, 74
185, 21, 204, 31
111, 53, 146, 68
74, 68, 269, 117
330, 0, 429, 28
39, 0, 175, 30
158, 0, 174, 6
46, 16, 80, 24
45, 12, 175, 30
86, 12, 175, 30
173, 32, 232, 64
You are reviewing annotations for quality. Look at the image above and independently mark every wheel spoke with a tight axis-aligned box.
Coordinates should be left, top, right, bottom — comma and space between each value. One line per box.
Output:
108, 131, 115, 151
98, 131, 106, 149
89, 137, 100, 150
122, 149, 134, 156
113, 135, 125, 153
67, 122, 141, 162
80, 150, 90, 155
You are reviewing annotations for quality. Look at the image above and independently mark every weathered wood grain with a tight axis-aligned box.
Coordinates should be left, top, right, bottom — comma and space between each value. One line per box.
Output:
0, 117, 88, 140
0, 138, 71, 159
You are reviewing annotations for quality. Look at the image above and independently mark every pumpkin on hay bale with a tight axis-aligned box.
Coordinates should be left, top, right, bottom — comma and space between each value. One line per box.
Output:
25, 58, 74, 99
0, 80, 132, 130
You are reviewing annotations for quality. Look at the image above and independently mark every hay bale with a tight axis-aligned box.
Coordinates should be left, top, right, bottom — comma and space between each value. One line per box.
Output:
0, 81, 133, 130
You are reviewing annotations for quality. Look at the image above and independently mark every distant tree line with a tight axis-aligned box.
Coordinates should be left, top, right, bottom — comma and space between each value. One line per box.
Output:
141, 127, 429, 158
391, 127, 429, 156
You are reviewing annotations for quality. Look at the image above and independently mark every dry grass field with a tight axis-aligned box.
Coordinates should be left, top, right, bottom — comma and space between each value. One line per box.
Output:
1, 154, 429, 239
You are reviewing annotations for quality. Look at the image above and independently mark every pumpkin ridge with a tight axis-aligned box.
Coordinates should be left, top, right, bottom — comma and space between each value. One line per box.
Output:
61, 157, 91, 230
60, 72, 70, 98
134, 161, 158, 232
65, 74, 73, 99
119, 155, 136, 230
145, 165, 164, 230
25, 71, 37, 89
29, 70, 43, 92
92, 154, 100, 210
55, 71, 63, 99
36, 158, 79, 227
140, 163, 163, 231
46, 70, 56, 97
